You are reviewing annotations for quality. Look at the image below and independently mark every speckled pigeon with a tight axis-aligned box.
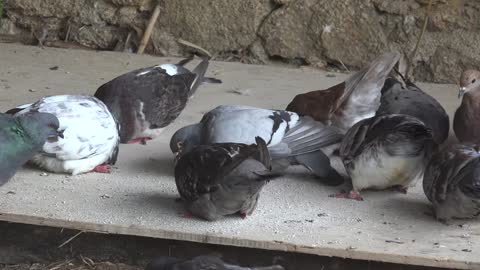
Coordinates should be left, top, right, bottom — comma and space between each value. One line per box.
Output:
334, 114, 435, 201
423, 144, 480, 222
376, 74, 449, 145
7, 95, 120, 175
0, 112, 62, 185
286, 51, 401, 132
454, 69, 480, 144
146, 255, 285, 270
174, 137, 278, 221
94, 56, 221, 145
170, 105, 346, 186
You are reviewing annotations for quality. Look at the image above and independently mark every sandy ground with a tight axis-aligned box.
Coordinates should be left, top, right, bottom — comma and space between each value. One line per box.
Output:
0, 44, 475, 269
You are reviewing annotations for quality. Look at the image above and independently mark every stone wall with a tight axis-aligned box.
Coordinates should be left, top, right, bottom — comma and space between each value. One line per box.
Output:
2, 0, 479, 83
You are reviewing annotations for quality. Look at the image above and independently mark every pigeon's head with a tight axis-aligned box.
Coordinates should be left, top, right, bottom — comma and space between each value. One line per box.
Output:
459, 70, 480, 98
170, 124, 202, 159
18, 112, 64, 146
145, 257, 182, 270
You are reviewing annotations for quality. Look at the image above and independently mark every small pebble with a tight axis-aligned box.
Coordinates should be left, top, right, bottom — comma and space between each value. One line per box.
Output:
28, 88, 36, 92
39, 172, 49, 176
49, 66, 59, 70
326, 74, 336, 78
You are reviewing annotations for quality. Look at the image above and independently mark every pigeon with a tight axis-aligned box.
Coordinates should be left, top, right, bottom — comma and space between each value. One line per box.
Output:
146, 255, 285, 270
423, 144, 480, 221
174, 137, 278, 221
285, 51, 401, 132
0, 112, 62, 186
376, 74, 449, 145
334, 114, 435, 201
94, 56, 221, 145
7, 95, 120, 175
454, 69, 480, 144
170, 105, 346, 186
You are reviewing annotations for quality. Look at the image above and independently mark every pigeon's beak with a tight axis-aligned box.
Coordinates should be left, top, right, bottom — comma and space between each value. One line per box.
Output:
458, 87, 466, 99
57, 130, 64, 139
173, 152, 180, 165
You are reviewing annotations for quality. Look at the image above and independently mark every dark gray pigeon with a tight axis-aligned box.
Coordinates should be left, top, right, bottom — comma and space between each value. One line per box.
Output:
146, 255, 284, 270
174, 137, 279, 221
0, 112, 62, 185
454, 69, 480, 144
376, 74, 449, 145
423, 144, 480, 222
334, 114, 435, 201
94, 56, 221, 145
170, 105, 346, 186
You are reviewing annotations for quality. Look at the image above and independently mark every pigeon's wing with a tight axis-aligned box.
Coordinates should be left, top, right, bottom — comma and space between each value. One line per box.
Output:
285, 83, 345, 124
16, 95, 119, 163
450, 146, 480, 199
0, 114, 36, 185
339, 117, 372, 164
201, 105, 300, 146
286, 51, 400, 129
378, 78, 450, 144
175, 142, 260, 201
268, 116, 343, 158
95, 65, 196, 130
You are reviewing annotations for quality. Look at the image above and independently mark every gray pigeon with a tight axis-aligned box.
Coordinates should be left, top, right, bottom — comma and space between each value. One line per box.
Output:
94, 56, 221, 145
7, 95, 120, 175
174, 137, 278, 221
170, 105, 346, 186
454, 69, 480, 144
376, 74, 449, 145
146, 255, 285, 270
0, 112, 62, 185
423, 144, 480, 222
334, 114, 435, 201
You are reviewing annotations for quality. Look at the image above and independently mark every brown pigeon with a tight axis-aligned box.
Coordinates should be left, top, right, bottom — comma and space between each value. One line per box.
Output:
454, 69, 480, 144
286, 51, 400, 132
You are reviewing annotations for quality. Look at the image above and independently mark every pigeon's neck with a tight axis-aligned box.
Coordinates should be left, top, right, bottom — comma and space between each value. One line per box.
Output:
462, 91, 480, 111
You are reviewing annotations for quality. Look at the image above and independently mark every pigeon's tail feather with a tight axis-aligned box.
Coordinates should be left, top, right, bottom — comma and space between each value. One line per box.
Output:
176, 55, 194, 66
269, 116, 343, 158
188, 57, 222, 98
268, 116, 344, 185
251, 266, 285, 270
188, 58, 209, 97
254, 136, 272, 170
5, 103, 32, 115
223, 264, 285, 270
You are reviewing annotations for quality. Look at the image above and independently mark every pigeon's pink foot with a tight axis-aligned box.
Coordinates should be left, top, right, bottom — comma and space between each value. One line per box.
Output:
127, 137, 152, 145
239, 212, 248, 219
179, 213, 194, 219
330, 191, 364, 201
93, 164, 110, 173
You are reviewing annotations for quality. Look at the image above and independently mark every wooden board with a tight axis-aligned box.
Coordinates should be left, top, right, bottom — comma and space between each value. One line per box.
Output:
0, 43, 478, 269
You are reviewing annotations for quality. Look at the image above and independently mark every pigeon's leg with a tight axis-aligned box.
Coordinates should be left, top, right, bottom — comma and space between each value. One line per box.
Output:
330, 190, 364, 201
178, 212, 195, 219
127, 137, 152, 145
93, 164, 110, 173
239, 212, 248, 219
387, 185, 408, 194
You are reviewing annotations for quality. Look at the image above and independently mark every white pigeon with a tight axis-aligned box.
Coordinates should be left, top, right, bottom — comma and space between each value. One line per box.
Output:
8, 95, 120, 175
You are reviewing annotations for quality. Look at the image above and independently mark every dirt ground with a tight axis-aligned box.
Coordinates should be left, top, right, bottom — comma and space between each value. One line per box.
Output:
0, 44, 465, 270
0, 221, 445, 270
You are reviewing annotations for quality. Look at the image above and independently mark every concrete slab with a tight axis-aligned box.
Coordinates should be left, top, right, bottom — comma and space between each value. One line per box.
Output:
0, 44, 477, 269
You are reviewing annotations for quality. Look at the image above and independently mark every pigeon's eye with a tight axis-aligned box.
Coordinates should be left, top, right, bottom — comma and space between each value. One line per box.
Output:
47, 123, 58, 129
472, 79, 477, 84
177, 141, 184, 149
